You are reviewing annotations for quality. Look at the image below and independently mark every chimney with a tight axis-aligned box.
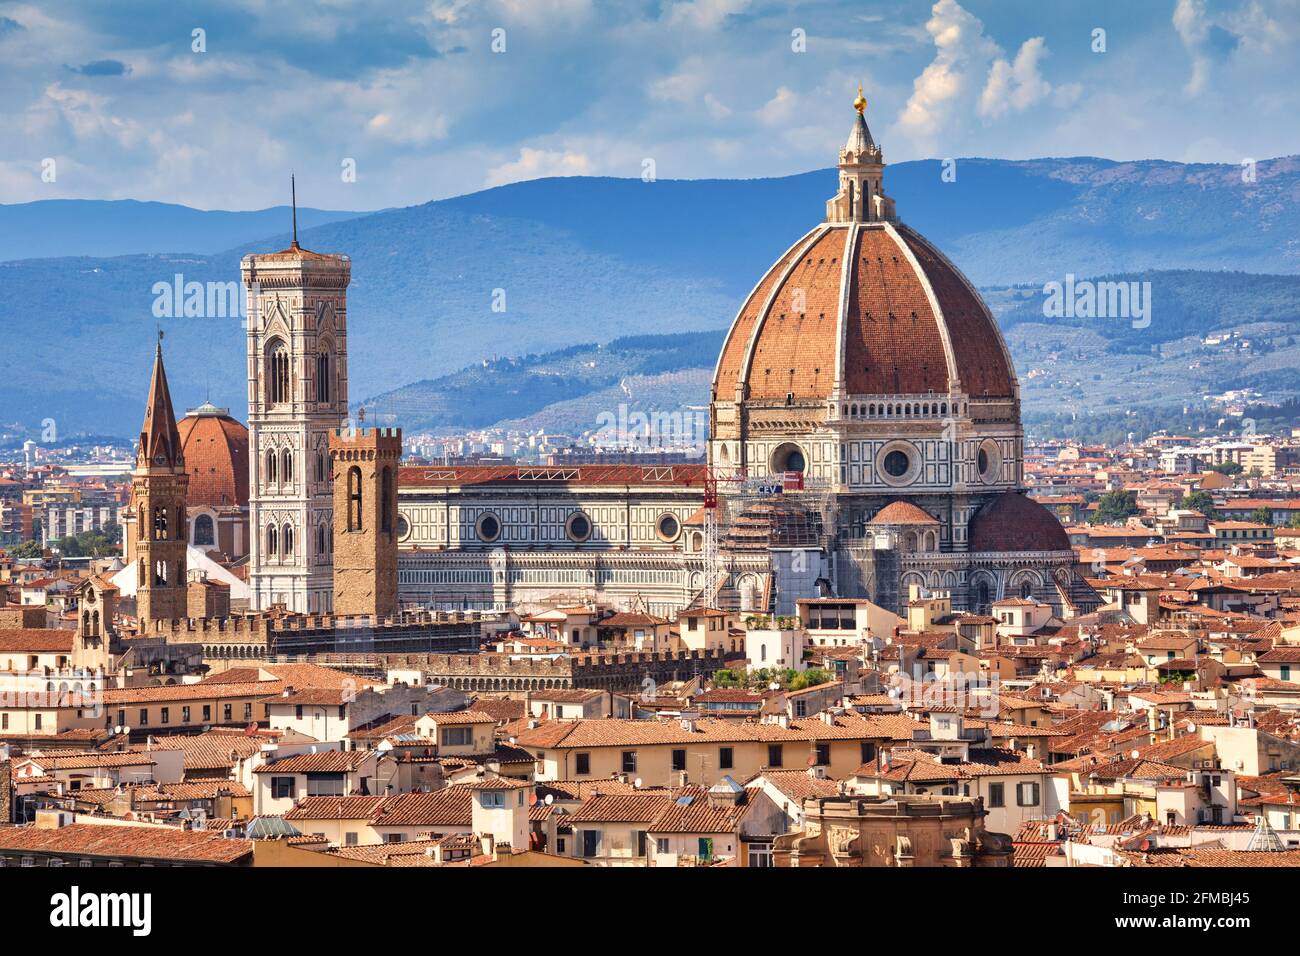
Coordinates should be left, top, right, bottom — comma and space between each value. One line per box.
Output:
479, 833, 496, 860
675, 770, 689, 788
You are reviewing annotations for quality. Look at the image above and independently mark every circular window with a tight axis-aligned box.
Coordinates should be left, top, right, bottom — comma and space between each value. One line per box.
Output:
396, 513, 411, 541
977, 439, 1001, 484
566, 512, 592, 542
878, 441, 920, 486
657, 513, 681, 542
883, 450, 910, 477
476, 513, 501, 543
770, 442, 807, 475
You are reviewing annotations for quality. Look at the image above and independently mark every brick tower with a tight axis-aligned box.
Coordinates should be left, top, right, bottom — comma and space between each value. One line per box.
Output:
132, 341, 189, 626
329, 426, 400, 619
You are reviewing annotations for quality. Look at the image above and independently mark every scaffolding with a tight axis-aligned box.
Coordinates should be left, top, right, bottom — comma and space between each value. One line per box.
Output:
699, 468, 836, 610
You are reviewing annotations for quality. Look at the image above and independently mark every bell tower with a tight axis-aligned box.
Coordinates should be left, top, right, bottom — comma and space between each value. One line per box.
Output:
132, 340, 189, 626
243, 180, 350, 614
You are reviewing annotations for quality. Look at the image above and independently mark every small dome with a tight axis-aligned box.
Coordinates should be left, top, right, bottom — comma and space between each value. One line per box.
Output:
867, 501, 940, 526
178, 404, 250, 509
969, 492, 1070, 553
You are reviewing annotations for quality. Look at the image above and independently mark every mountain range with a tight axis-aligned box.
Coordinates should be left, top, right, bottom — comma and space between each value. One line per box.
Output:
3, 154, 1298, 440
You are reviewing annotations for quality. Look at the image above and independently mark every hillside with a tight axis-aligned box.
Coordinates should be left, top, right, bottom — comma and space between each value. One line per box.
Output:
366, 270, 1300, 441
0, 199, 369, 262
4, 155, 1299, 437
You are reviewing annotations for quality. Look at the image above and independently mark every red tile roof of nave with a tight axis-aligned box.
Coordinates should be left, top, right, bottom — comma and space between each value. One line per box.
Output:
398, 463, 707, 489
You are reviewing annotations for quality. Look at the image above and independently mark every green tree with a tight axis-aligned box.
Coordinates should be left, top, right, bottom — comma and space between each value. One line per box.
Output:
1181, 490, 1218, 518
787, 668, 835, 691
1091, 489, 1139, 524
8, 539, 44, 559
1206, 461, 1242, 476
1251, 506, 1275, 526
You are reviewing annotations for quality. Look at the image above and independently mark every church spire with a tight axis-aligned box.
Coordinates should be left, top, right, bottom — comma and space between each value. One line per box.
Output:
138, 334, 183, 470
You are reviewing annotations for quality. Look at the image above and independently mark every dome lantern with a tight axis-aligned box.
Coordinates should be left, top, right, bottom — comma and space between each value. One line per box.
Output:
826, 88, 894, 224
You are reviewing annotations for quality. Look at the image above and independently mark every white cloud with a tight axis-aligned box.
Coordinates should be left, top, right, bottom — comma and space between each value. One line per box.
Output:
895, 0, 999, 145
759, 86, 799, 126
665, 0, 752, 30
979, 36, 1052, 120
484, 147, 593, 187
1174, 0, 1213, 94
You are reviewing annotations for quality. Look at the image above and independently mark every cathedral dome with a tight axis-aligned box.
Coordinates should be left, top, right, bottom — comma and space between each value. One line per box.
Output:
712, 100, 1016, 406
177, 402, 249, 510
968, 492, 1071, 553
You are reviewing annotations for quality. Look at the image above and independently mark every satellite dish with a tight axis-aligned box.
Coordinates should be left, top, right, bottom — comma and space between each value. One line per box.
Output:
1187, 722, 1196, 733
1130, 749, 1140, 759
121, 726, 130, 736
544, 794, 554, 806
633, 777, 643, 789
769, 682, 780, 691
113, 725, 122, 735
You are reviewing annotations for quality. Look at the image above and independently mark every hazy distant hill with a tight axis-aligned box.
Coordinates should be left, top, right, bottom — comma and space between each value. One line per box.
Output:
0, 199, 369, 261
3, 155, 1299, 437
367, 270, 1300, 440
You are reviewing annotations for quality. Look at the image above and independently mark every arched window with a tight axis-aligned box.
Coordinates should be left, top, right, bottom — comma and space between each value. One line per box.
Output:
266, 449, 278, 483
347, 466, 363, 531
317, 349, 331, 404
193, 514, 215, 546
381, 466, 393, 533
316, 451, 327, 483
282, 449, 293, 484
153, 560, 167, 585
267, 525, 278, 556
1020, 579, 1034, 599
268, 342, 291, 404
152, 506, 168, 540
282, 524, 294, 557
318, 523, 328, 556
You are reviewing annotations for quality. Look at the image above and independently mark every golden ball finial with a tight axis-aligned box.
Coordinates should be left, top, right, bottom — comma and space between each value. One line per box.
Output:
853, 84, 867, 114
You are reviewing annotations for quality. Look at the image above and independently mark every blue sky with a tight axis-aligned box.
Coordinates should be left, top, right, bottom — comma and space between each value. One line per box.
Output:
1, 0, 1296, 209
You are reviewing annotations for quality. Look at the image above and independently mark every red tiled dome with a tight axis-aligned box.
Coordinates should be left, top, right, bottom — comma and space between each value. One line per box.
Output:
712, 221, 1015, 403
176, 402, 249, 509
867, 500, 940, 525
969, 492, 1070, 553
